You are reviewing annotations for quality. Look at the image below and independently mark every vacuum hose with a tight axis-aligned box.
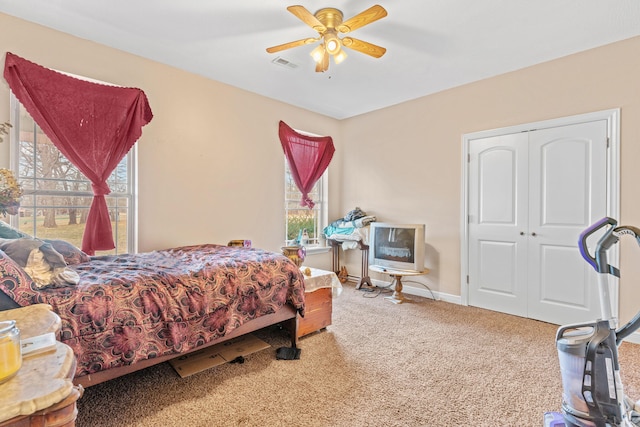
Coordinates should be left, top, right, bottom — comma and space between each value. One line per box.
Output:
612, 225, 640, 345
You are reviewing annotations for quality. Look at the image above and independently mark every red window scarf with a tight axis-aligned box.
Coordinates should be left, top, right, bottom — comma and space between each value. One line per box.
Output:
278, 121, 335, 209
3, 52, 153, 254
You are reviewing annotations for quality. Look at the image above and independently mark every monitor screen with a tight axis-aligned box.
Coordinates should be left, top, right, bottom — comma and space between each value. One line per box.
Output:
373, 227, 415, 263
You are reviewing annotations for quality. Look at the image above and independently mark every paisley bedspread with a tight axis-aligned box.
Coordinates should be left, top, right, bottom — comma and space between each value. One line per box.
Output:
0, 244, 306, 377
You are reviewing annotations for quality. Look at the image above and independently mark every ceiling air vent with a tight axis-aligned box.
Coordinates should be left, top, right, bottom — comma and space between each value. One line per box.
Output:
272, 57, 298, 69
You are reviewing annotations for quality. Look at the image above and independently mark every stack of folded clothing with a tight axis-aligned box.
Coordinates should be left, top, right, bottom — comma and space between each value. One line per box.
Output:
323, 207, 376, 249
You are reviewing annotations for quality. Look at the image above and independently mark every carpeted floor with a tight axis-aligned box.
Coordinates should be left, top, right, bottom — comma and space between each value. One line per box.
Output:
76, 283, 640, 426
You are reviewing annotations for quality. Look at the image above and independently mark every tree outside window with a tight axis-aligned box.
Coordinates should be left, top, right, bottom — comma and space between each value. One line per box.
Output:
285, 159, 327, 246
9, 94, 135, 255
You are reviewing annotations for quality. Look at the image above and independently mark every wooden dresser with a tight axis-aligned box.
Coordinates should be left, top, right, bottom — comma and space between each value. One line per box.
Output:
0, 305, 81, 427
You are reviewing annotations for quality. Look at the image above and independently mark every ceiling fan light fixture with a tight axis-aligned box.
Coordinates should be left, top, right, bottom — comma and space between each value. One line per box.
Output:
326, 39, 339, 53
310, 44, 325, 63
323, 31, 341, 55
333, 49, 347, 65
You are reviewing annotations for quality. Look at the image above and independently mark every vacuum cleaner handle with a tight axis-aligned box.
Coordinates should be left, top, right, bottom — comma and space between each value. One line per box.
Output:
556, 321, 597, 342
579, 219, 640, 342
579, 217, 620, 277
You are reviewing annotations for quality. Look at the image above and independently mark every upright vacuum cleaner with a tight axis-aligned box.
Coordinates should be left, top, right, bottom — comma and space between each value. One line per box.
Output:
552, 217, 640, 427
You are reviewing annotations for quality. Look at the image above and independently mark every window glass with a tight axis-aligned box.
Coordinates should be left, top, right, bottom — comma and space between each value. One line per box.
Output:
9, 94, 134, 255
284, 159, 327, 247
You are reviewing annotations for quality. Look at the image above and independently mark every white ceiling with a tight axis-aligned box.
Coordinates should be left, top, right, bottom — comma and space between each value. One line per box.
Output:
1, 1, 640, 119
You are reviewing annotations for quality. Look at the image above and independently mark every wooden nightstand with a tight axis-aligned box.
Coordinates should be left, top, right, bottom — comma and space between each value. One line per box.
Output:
0, 304, 81, 427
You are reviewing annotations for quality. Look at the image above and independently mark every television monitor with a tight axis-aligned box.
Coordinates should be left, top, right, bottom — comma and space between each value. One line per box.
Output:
369, 223, 425, 273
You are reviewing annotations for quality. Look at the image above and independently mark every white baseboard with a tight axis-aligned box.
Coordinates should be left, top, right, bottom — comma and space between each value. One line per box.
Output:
623, 331, 640, 345
402, 283, 462, 305
355, 276, 462, 305
348, 275, 640, 345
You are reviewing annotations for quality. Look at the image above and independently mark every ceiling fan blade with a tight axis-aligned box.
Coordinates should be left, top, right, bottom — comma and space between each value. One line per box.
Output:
266, 38, 318, 53
315, 49, 330, 72
337, 5, 387, 33
287, 5, 326, 33
342, 37, 386, 58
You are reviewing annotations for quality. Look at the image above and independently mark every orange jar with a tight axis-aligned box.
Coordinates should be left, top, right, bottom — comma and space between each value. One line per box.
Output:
0, 320, 21, 384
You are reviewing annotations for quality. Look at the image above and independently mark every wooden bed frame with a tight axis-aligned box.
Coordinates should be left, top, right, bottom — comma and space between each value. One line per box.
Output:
74, 304, 299, 388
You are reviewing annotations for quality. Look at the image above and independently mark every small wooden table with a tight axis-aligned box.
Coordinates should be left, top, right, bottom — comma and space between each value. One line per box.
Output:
369, 265, 430, 304
0, 305, 81, 427
328, 239, 372, 289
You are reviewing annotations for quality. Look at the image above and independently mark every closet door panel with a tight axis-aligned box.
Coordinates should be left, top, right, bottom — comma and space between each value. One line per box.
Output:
468, 133, 528, 317
527, 120, 607, 324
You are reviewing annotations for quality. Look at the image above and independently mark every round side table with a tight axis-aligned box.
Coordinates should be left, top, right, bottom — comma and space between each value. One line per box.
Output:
369, 265, 429, 304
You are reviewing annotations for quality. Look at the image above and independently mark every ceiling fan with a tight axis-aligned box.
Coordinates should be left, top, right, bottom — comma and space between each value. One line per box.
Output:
266, 5, 388, 72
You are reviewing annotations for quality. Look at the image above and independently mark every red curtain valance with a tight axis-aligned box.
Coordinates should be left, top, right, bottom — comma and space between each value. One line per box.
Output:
278, 121, 334, 209
3, 52, 153, 254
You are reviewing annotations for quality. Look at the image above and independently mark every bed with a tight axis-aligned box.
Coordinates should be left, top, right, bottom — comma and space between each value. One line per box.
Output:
0, 242, 306, 387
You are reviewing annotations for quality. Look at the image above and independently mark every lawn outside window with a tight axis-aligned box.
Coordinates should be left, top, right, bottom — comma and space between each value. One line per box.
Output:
284, 141, 329, 254
9, 92, 136, 255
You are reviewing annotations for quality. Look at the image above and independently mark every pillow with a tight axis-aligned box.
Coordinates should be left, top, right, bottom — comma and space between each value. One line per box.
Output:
0, 221, 30, 239
0, 238, 79, 289
42, 239, 91, 265
0, 238, 63, 267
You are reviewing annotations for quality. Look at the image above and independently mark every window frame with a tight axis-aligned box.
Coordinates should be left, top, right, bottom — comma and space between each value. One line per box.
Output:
9, 90, 138, 255
283, 130, 329, 250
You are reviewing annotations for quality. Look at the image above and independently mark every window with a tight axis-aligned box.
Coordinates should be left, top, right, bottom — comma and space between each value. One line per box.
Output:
9, 93, 136, 255
285, 159, 328, 247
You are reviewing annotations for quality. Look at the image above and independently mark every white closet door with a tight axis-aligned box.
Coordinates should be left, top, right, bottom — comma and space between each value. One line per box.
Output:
526, 120, 607, 325
468, 132, 529, 317
468, 119, 608, 324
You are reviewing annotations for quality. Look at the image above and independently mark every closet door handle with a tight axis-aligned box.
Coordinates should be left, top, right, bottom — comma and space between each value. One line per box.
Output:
531, 232, 537, 237
520, 231, 525, 236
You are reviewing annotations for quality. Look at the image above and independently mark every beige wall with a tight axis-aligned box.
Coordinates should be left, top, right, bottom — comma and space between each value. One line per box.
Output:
2, 13, 640, 322
0, 13, 341, 267
340, 36, 640, 322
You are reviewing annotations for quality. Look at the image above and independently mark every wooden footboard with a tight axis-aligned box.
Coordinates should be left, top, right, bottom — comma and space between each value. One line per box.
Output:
74, 304, 299, 388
